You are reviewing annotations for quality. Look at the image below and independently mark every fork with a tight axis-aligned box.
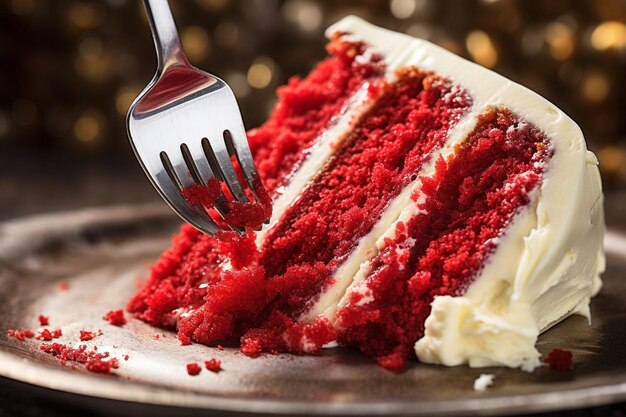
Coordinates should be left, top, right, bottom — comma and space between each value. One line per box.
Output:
127, 0, 266, 236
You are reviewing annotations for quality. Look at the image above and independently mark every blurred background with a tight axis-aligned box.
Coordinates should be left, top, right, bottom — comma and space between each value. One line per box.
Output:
1, 0, 626, 221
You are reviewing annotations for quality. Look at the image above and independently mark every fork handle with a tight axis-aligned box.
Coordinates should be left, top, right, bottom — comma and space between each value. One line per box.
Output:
142, 0, 189, 72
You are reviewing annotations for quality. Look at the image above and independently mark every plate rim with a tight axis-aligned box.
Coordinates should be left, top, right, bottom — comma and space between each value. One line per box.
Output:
2, 348, 626, 417
1, 203, 626, 416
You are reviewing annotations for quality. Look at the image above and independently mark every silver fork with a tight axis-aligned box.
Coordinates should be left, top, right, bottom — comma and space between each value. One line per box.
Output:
127, 0, 265, 236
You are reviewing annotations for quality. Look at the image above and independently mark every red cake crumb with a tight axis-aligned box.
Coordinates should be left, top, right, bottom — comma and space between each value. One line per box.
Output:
79, 330, 98, 341
7, 329, 35, 342
57, 281, 70, 292
36, 328, 62, 341
86, 358, 119, 374
204, 358, 222, 372
38, 315, 49, 326
544, 349, 573, 370
103, 310, 126, 326
186, 363, 202, 375
217, 344, 224, 351
40, 342, 119, 374
223, 189, 272, 230
376, 347, 408, 372
182, 179, 221, 207
124, 354, 129, 361
183, 180, 273, 230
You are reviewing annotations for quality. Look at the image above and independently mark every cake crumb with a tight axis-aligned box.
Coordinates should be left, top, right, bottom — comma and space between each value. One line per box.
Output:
38, 315, 49, 326
205, 358, 222, 373
217, 344, 224, 351
376, 349, 406, 372
86, 358, 119, 374
7, 329, 35, 342
544, 349, 573, 370
186, 363, 202, 376
474, 374, 495, 391
103, 310, 126, 326
40, 342, 119, 374
36, 328, 62, 341
79, 330, 98, 341
57, 281, 70, 292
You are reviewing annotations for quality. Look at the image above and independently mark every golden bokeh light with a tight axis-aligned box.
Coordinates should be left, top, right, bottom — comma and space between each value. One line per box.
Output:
591, 21, 626, 50
390, 0, 417, 19
226, 72, 251, 98
598, 145, 626, 178
546, 22, 575, 61
75, 37, 112, 83
79, 37, 103, 59
466, 30, 498, 68
115, 87, 140, 116
247, 57, 274, 89
282, 0, 323, 32
582, 72, 610, 103
73, 110, 104, 143
66, 3, 105, 30
182, 26, 211, 63
406, 23, 431, 39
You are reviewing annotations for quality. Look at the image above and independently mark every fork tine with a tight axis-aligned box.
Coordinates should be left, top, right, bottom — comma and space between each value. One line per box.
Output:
180, 142, 231, 219
223, 127, 263, 200
203, 135, 249, 202
152, 169, 221, 236
161, 148, 196, 190
182, 143, 247, 235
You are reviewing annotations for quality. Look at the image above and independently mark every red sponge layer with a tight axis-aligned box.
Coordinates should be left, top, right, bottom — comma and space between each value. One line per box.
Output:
336, 107, 551, 369
248, 36, 385, 195
259, 68, 471, 316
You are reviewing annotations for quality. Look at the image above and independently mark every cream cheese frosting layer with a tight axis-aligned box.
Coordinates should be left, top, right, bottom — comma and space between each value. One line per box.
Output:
256, 82, 378, 246
322, 16, 605, 370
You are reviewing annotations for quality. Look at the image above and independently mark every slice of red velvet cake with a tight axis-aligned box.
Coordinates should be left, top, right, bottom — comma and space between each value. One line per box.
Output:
128, 17, 605, 371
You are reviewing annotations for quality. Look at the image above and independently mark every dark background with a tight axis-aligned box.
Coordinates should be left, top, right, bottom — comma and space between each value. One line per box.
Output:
1, 0, 626, 416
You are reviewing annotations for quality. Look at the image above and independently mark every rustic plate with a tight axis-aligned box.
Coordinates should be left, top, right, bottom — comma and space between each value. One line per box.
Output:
0, 203, 625, 417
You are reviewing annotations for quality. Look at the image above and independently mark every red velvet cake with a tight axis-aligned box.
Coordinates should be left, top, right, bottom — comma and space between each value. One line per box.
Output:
128, 17, 605, 371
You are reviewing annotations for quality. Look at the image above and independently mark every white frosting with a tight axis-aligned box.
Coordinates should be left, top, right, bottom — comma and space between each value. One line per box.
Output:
322, 16, 605, 371
256, 81, 377, 246
474, 374, 496, 392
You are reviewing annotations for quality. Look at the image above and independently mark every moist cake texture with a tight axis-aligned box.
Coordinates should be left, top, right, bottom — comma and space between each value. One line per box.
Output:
128, 17, 605, 371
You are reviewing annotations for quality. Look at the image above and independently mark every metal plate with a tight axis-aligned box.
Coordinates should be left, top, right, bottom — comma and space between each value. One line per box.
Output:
1, 203, 625, 417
